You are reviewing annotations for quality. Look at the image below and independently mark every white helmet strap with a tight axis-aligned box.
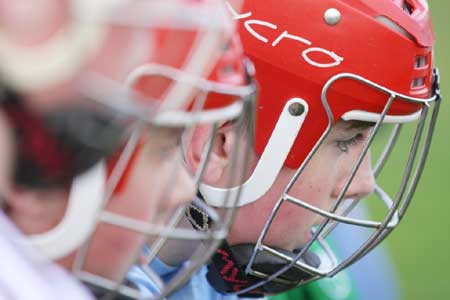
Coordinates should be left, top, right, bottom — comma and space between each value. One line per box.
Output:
200, 98, 309, 207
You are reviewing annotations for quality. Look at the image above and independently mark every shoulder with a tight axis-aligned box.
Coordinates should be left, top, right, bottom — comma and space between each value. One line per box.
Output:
169, 266, 265, 300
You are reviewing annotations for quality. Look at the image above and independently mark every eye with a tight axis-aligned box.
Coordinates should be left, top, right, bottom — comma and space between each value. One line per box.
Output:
336, 133, 365, 153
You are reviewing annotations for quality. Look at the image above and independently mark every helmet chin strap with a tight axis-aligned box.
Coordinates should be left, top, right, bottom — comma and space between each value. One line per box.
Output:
84, 281, 139, 300
186, 200, 321, 297
200, 98, 309, 208
205, 242, 320, 297
193, 98, 313, 296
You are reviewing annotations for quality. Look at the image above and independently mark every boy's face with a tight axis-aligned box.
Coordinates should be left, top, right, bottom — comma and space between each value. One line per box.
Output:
5, 127, 196, 281
0, 0, 250, 288
1, 0, 202, 262
0, 1, 195, 280
63, 128, 197, 280
225, 120, 375, 251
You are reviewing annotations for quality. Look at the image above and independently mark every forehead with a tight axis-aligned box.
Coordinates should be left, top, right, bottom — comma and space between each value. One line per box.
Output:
333, 120, 375, 130
329, 119, 375, 135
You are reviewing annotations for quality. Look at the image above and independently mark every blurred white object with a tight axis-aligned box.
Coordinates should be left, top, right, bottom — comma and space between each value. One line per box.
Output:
0, 211, 93, 300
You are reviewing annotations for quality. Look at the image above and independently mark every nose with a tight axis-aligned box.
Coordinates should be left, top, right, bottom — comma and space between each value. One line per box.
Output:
335, 150, 376, 200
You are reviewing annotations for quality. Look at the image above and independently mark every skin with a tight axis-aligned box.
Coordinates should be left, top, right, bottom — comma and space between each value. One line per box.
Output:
229, 121, 375, 251
74, 128, 196, 280
4, 126, 196, 281
0, 0, 197, 282
0, 112, 14, 202
187, 120, 375, 252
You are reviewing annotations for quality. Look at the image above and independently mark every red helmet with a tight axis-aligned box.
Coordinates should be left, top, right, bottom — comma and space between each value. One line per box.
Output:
241, 0, 435, 169
201, 0, 441, 296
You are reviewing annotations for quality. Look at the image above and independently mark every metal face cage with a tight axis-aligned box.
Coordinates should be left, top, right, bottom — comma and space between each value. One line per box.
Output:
235, 69, 441, 296
63, 63, 256, 300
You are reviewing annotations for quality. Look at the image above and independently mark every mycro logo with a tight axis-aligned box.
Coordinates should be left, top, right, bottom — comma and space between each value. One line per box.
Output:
227, 2, 344, 68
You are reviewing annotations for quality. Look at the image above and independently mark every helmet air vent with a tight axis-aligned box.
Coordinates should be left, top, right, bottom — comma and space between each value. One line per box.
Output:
376, 16, 414, 41
411, 76, 425, 88
414, 55, 428, 68
412, 54, 429, 89
403, 1, 414, 15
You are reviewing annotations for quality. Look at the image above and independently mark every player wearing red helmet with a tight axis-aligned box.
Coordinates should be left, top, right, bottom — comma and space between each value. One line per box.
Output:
178, 0, 441, 298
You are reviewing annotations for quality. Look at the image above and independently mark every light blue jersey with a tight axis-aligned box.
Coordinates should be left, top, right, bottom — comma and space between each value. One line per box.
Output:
128, 257, 264, 300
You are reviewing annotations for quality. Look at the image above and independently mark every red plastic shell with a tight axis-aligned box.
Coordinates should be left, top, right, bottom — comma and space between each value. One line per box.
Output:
237, 0, 435, 169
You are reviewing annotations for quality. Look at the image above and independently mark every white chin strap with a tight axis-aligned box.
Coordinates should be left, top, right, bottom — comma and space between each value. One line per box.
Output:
200, 98, 309, 208
29, 162, 106, 260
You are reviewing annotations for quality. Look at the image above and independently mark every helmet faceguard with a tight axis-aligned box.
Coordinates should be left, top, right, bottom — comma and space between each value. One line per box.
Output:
200, 0, 442, 296
82, 59, 256, 300
231, 71, 440, 296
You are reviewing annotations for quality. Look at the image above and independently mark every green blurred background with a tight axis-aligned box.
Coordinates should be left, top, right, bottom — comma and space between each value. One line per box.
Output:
369, 2, 450, 299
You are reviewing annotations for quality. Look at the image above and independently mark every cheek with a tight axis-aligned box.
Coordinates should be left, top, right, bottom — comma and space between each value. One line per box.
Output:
227, 166, 295, 245
79, 223, 145, 281
262, 175, 337, 249
107, 148, 166, 221
227, 203, 269, 245
226, 145, 348, 249
73, 201, 149, 280
264, 201, 311, 249
227, 184, 317, 250
290, 177, 330, 209
288, 148, 342, 211
75, 151, 162, 279
256, 163, 341, 248
140, 148, 196, 221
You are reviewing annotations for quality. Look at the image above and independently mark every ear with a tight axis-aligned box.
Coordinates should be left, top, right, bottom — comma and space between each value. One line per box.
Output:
184, 123, 238, 185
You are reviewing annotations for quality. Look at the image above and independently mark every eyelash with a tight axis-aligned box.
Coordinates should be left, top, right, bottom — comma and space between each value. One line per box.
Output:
336, 133, 366, 153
